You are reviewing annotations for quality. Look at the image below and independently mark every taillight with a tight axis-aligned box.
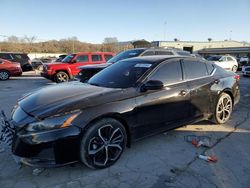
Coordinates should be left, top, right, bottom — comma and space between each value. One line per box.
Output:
234, 74, 240, 81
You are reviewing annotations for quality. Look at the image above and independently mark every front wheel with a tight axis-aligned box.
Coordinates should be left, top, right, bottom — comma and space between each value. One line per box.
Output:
213, 93, 233, 124
54, 71, 69, 83
0, 70, 10, 80
80, 118, 127, 169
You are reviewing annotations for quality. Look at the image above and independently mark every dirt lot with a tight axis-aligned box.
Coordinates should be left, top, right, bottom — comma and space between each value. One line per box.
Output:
0, 71, 250, 188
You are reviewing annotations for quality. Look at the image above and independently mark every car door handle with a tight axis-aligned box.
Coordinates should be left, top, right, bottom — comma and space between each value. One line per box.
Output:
179, 90, 188, 96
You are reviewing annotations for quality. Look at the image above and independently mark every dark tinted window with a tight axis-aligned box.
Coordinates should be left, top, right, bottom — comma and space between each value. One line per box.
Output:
183, 60, 208, 79
205, 62, 214, 74
12, 54, 29, 60
149, 60, 182, 84
207, 56, 222, 61
0, 53, 12, 60
104, 54, 113, 61
155, 51, 173, 55
142, 51, 155, 56
92, 55, 102, 62
227, 57, 233, 61
88, 59, 153, 88
76, 55, 88, 62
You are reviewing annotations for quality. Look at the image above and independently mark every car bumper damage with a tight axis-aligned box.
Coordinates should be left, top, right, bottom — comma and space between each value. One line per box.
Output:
0, 110, 81, 168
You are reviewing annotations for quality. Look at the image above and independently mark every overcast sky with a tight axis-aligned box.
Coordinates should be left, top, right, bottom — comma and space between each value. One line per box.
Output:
1, 0, 250, 43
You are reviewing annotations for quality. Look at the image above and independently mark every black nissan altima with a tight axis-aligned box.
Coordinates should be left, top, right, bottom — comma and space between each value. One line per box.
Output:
1, 56, 240, 169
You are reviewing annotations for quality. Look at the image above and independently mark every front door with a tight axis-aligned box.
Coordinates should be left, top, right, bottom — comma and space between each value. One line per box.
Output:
70, 54, 90, 75
134, 59, 190, 138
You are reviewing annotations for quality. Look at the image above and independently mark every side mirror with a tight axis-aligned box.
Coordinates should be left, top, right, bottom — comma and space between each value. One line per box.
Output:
141, 80, 164, 92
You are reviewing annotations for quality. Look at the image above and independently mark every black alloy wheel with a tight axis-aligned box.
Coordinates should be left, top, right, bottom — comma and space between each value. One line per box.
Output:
55, 71, 69, 83
214, 93, 233, 124
0, 70, 10, 80
80, 118, 127, 169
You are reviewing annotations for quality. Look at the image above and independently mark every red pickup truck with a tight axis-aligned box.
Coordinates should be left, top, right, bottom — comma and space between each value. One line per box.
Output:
41, 52, 115, 83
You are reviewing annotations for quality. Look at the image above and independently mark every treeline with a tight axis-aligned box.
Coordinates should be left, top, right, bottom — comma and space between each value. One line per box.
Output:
0, 36, 133, 54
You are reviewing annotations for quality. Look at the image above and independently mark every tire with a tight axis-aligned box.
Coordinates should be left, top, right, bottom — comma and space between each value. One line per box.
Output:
55, 71, 69, 83
0, 70, 10, 80
232, 65, 237, 73
213, 93, 233, 124
80, 118, 127, 169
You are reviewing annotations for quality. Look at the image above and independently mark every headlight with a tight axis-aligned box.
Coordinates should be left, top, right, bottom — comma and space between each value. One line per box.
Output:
25, 112, 79, 132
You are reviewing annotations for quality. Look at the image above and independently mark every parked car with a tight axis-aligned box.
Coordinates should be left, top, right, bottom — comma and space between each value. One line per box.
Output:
0, 58, 22, 80
207, 55, 238, 72
76, 48, 191, 82
31, 58, 44, 71
238, 57, 249, 70
242, 63, 250, 77
75, 63, 112, 82
107, 47, 191, 64
0, 52, 33, 72
1, 56, 240, 169
41, 52, 115, 83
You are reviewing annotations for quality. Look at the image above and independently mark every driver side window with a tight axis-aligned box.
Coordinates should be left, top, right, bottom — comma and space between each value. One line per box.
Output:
148, 60, 182, 85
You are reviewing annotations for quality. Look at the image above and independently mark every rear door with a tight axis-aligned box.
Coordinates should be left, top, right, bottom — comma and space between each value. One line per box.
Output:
181, 59, 213, 119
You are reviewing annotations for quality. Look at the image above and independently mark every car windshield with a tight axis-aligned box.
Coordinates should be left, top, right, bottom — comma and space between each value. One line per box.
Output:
107, 49, 145, 64
207, 56, 222, 61
62, 54, 76, 63
88, 59, 153, 88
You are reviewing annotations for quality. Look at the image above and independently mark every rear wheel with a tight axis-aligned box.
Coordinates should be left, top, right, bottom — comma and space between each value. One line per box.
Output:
213, 93, 233, 124
80, 118, 127, 169
232, 65, 237, 73
55, 71, 69, 83
0, 70, 10, 80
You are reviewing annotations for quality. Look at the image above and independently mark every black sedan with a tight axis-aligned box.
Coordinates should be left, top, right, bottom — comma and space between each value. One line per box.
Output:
0, 56, 240, 169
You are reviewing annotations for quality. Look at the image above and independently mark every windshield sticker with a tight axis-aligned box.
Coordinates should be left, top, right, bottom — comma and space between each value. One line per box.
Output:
134, 64, 152, 68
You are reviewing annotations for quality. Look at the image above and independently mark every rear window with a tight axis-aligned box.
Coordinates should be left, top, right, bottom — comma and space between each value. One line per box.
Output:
183, 60, 208, 79
155, 51, 174, 55
0, 53, 12, 60
205, 62, 214, 74
92, 55, 102, 62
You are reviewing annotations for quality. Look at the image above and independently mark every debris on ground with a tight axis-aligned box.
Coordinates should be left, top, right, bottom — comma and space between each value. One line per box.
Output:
198, 154, 218, 163
184, 135, 211, 148
32, 168, 45, 176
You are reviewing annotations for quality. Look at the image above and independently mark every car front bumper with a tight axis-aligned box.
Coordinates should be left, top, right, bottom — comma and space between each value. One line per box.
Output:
1, 112, 82, 167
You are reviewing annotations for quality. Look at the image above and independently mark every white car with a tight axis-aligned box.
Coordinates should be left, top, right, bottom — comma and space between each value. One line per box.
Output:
242, 64, 250, 77
207, 55, 238, 72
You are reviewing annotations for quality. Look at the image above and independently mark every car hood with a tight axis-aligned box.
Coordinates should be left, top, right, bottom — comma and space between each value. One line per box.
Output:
18, 82, 122, 118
